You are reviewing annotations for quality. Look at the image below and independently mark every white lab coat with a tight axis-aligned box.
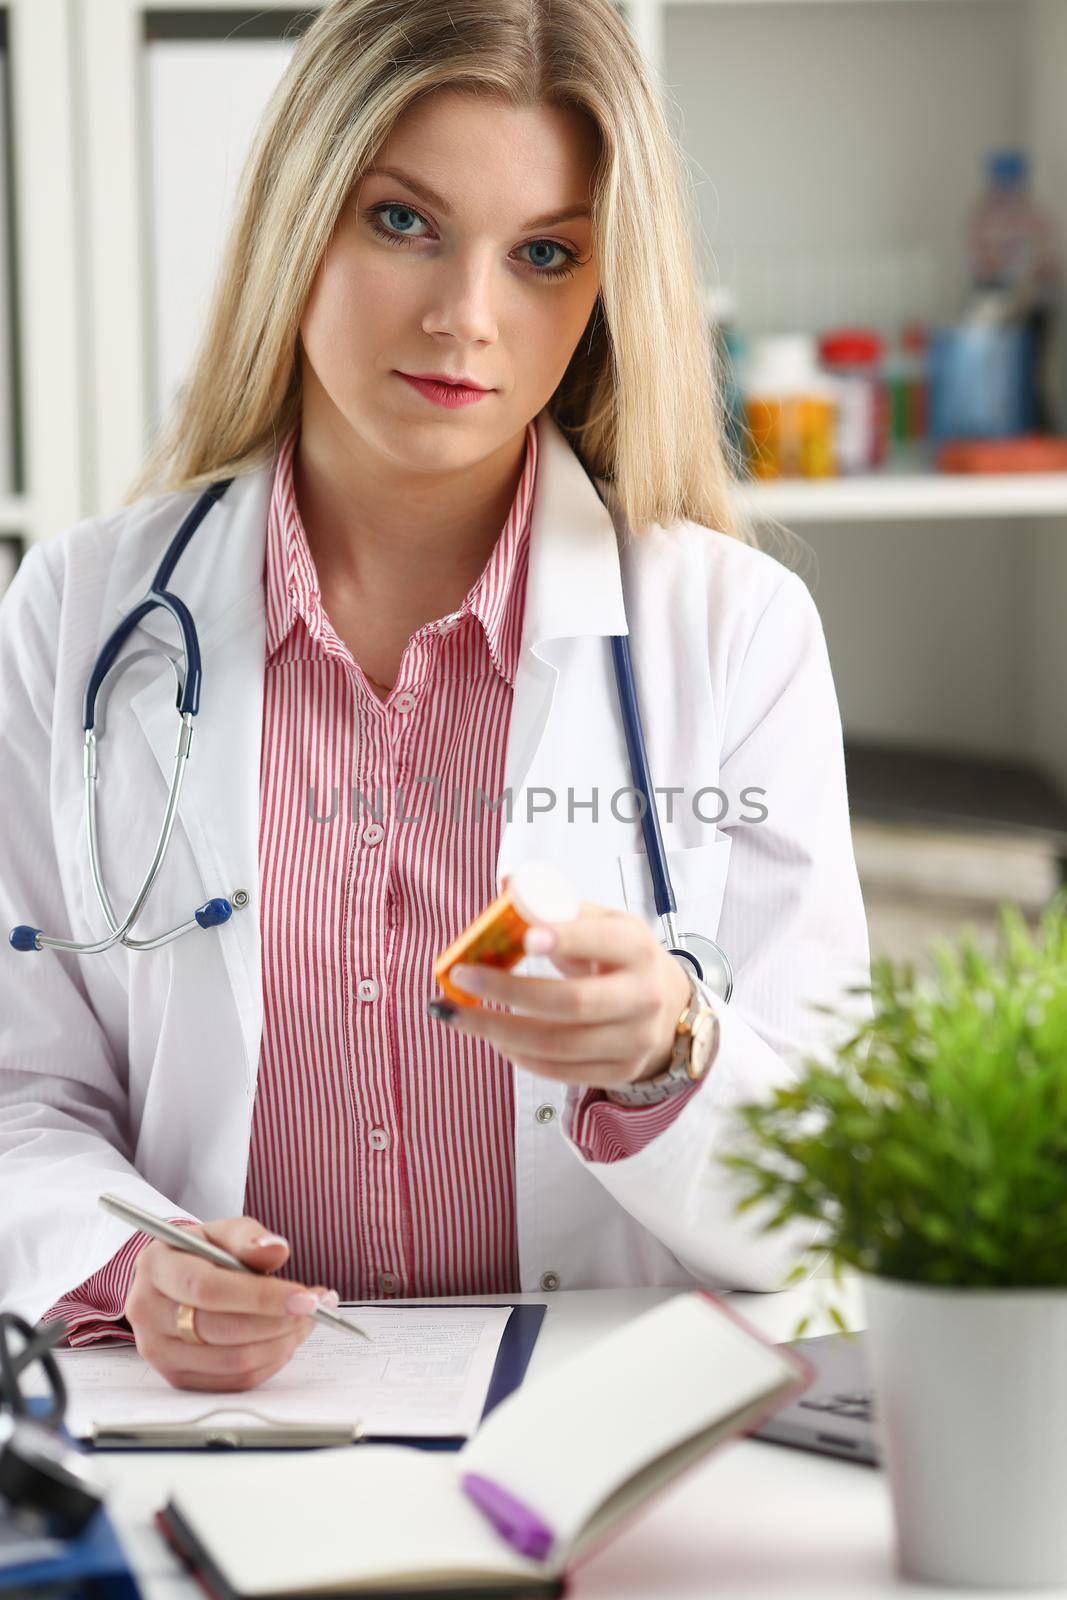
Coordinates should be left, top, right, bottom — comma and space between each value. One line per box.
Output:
0, 410, 870, 1323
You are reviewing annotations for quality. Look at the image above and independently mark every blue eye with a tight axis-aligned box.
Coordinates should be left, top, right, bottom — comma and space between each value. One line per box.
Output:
364, 202, 581, 281
372, 203, 428, 239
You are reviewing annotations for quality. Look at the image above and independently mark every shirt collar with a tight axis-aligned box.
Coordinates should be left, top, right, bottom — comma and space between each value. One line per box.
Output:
264, 419, 539, 688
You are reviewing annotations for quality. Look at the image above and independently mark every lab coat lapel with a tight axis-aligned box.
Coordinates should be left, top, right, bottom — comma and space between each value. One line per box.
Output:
495, 410, 629, 890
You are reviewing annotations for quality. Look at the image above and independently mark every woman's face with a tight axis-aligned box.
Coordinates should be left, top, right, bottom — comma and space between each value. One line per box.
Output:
299, 89, 602, 473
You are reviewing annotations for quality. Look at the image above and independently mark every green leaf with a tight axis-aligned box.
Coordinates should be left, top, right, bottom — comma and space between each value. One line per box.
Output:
716, 902, 1067, 1288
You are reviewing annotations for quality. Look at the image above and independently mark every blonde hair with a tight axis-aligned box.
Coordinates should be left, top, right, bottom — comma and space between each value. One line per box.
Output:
125, 0, 762, 547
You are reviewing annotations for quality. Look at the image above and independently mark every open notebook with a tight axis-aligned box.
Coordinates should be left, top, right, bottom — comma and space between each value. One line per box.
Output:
156, 1291, 812, 1599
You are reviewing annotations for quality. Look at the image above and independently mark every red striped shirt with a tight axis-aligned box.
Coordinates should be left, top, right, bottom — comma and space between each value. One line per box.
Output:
243, 420, 540, 1300
47, 416, 698, 1339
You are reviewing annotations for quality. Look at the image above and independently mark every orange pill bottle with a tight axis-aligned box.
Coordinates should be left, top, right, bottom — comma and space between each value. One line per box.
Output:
742, 334, 838, 479
433, 860, 580, 1008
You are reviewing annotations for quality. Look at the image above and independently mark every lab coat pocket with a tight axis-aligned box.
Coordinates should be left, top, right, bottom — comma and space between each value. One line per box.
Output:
615, 836, 733, 943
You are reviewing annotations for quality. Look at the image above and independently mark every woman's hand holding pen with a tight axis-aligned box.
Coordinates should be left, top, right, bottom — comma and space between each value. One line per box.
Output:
124, 1216, 339, 1391
428, 901, 692, 1088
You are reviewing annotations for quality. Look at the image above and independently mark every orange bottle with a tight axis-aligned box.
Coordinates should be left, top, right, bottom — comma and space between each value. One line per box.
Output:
433, 860, 580, 1008
742, 335, 838, 478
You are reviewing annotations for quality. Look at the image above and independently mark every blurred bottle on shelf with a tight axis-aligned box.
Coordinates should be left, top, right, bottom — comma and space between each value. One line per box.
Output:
703, 285, 748, 472
885, 321, 929, 463
740, 334, 836, 479
929, 291, 1037, 442
966, 147, 1061, 432
817, 328, 888, 474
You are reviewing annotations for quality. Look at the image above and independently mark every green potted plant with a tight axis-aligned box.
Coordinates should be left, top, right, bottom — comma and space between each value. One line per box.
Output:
722, 891, 1067, 1588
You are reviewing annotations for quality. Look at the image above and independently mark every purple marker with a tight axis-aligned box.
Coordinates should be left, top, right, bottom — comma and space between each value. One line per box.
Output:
461, 1472, 555, 1562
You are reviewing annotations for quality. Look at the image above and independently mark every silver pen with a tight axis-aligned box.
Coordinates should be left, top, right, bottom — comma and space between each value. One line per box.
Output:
97, 1192, 372, 1341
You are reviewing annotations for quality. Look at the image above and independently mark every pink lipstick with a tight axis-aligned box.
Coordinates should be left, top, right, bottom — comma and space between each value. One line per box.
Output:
397, 372, 492, 408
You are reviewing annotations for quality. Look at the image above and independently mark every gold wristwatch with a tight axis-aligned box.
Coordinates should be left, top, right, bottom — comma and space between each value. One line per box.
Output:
606, 968, 721, 1106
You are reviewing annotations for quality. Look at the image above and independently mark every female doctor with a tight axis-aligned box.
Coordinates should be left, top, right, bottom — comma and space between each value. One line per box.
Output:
0, 0, 870, 1392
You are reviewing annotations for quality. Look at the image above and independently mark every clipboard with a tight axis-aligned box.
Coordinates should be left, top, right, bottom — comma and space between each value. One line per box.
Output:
372, 1303, 547, 1453
89, 1303, 547, 1452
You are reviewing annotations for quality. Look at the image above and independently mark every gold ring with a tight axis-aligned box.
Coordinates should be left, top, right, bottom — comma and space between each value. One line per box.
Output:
175, 1302, 205, 1345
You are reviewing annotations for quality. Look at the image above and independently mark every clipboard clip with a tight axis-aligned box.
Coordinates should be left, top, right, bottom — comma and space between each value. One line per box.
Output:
90, 1406, 366, 1449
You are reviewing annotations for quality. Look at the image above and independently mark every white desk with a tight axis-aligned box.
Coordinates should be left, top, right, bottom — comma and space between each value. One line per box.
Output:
84, 1277, 1013, 1599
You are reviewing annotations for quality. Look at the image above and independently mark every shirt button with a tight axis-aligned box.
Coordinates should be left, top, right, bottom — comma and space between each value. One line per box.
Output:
539, 1271, 561, 1292
394, 692, 415, 714
357, 978, 380, 1002
368, 1127, 390, 1152
379, 1270, 400, 1294
363, 823, 385, 845
535, 1104, 556, 1124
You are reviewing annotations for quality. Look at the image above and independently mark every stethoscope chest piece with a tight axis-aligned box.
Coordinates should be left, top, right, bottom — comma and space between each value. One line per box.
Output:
668, 932, 734, 1003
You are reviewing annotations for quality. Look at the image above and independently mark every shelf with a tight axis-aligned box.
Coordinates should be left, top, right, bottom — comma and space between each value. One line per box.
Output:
732, 472, 1067, 525
845, 738, 1067, 850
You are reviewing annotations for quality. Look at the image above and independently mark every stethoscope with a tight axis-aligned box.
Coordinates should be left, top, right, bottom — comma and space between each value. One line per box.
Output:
9, 462, 733, 1002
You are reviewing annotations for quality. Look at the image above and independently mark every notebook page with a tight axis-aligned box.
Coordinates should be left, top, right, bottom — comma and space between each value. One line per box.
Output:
44, 1305, 511, 1438
564, 1387, 793, 1566
458, 1293, 802, 1560
168, 1446, 545, 1595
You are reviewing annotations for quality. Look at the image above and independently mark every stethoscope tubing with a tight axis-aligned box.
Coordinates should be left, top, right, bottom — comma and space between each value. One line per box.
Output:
610, 633, 677, 923
10, 482, 236, 954
82, 477, 232, 731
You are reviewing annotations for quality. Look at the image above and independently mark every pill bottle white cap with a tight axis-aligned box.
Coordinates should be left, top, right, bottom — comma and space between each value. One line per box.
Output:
508, 860, 580, 925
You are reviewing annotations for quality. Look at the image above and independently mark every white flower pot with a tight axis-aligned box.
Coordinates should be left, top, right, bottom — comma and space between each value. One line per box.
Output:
861, 1274, 1067, 1588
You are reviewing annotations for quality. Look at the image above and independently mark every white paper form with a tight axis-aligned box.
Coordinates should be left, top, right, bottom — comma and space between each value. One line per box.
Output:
40, 1305, 513, 1439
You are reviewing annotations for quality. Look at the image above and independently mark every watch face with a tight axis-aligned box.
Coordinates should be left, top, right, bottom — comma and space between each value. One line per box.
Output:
686, 1012, 719, 1080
